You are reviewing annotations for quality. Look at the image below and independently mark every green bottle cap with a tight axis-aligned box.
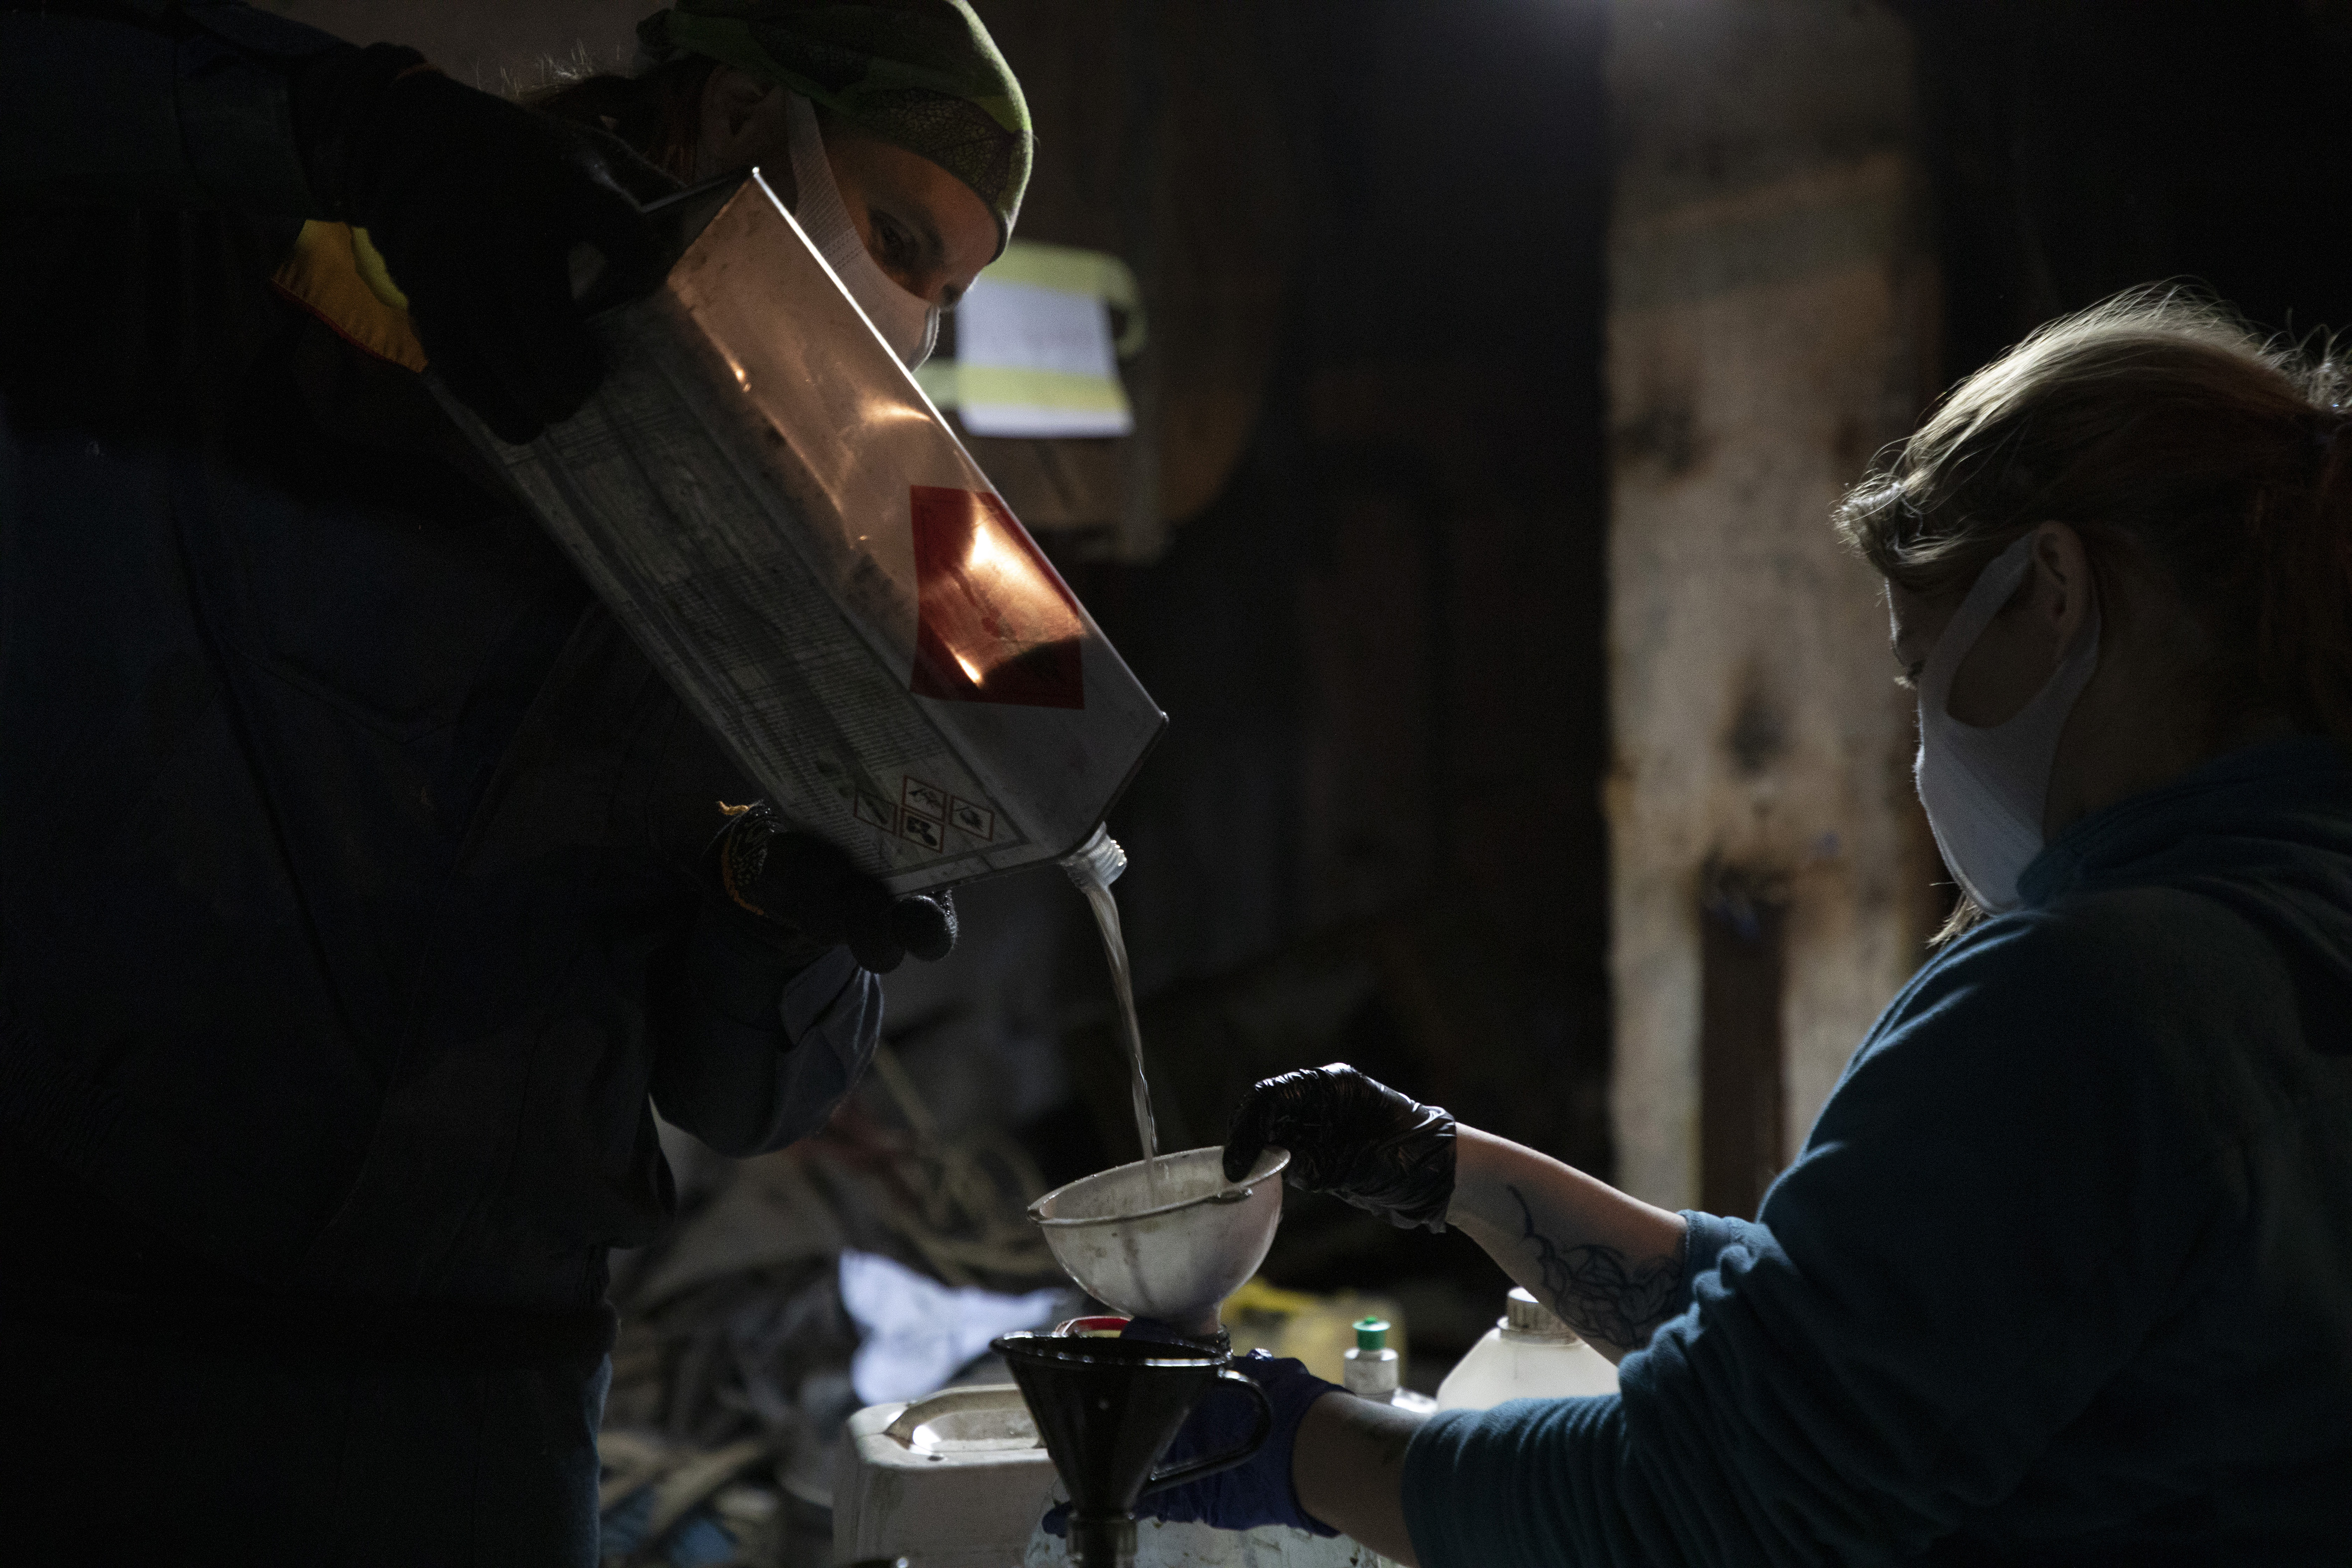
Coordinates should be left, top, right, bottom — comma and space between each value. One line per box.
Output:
1353, 1316, 1390, 1352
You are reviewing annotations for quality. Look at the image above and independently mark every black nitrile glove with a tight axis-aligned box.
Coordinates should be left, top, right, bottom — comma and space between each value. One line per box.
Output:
292, 44, 676, 441
713, 803, 957, 976
1223, 1064, 1456, 1231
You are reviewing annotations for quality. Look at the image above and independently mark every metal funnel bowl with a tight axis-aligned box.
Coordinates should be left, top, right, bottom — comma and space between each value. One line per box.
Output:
1028, 1147, 1289, 1325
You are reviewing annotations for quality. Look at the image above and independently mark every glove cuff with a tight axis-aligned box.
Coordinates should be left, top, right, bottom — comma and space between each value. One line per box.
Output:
713, 801, 781, 921
1243, 1353, 1345, 1538
706, 803, 834, 971
1383, 1107, 1457, 1232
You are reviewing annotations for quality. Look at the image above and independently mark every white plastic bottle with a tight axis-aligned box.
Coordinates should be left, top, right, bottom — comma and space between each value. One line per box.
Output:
1341, 1317, 1438, 1414
1434, 1288, 1619, 1408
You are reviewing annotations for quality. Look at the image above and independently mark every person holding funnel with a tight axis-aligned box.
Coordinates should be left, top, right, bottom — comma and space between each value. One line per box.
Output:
0, 0, 1024, 1559
1125, 291, 2352, 1563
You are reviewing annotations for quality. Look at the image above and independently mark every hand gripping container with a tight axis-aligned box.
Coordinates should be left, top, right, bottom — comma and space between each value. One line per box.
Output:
439, 173, 1166, 893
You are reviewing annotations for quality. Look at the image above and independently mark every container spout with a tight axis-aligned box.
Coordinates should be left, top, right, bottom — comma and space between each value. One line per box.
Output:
1062, 824, 1128, 890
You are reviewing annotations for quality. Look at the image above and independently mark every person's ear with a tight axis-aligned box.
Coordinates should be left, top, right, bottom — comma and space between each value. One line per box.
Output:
2026, 521, 2094, 654
698, 66, 779, 166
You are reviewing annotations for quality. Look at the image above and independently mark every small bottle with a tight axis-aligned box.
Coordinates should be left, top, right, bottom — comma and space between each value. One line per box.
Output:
1342, 1318, 1438, 1413
1343, 1316, 1400, 1400
1433, 1288, 1620, 1410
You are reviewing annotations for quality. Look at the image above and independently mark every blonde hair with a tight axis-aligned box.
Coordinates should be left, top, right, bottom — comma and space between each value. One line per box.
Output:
1839, 285, 2352, 739
1836, 287, 2352, 937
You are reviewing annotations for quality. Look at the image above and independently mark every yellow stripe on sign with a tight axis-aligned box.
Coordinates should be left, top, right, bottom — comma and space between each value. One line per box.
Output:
955, 364, 1131, 415
979, 241, 1146, 356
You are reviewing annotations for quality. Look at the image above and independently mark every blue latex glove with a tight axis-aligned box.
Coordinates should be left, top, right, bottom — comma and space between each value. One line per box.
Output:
1042, 1321, 1343, 1539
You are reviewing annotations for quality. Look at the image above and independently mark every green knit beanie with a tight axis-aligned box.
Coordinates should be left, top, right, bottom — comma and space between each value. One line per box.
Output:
637, 0, 1033, 253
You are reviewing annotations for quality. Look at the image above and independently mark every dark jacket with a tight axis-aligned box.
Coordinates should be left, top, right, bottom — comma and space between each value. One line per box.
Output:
0, 1, 882, 1322
1405, 737, 2352, 1566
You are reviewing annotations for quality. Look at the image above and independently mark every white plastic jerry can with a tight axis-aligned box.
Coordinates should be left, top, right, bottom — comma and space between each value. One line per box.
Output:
834, 1384, 1060, 1568
1433, 1288, 1620, 1409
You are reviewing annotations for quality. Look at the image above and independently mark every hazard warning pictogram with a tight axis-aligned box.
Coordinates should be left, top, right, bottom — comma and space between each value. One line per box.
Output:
863, 773, 1003, 855
906, 485, 1087, 709
902, 777, 950, 823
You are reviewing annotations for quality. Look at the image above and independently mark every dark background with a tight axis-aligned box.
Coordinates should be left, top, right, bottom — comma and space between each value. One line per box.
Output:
1906, 0, 2352, 374
891, 0, 1616, 1351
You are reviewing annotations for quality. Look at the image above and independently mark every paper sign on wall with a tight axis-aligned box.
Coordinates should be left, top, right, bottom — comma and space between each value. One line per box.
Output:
918, 241, 1144, 439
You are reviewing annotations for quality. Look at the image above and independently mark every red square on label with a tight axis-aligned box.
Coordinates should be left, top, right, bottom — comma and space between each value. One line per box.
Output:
907, 486, 1086, 709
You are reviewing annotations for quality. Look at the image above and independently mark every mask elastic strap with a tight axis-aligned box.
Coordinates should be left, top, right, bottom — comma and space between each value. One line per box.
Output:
1920, 533, 2039, 727
780, 92, 940, 371
781, 93, 862, 274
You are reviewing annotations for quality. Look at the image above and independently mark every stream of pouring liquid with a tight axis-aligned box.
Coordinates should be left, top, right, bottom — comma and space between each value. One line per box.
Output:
1069, 863, 1163, 1204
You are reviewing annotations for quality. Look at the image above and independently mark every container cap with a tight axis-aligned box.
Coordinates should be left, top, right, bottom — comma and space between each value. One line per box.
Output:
1504, 1287, 1580, 1341
1353, 1316, 1390, 1352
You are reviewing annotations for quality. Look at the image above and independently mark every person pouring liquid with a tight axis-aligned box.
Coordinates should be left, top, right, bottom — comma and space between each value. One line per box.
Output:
0, 1, 1024, 1560
1114, 291, 2352, 1564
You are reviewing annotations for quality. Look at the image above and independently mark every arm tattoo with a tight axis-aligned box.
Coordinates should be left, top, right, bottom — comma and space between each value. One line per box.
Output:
1507, 1184, 1682, 1351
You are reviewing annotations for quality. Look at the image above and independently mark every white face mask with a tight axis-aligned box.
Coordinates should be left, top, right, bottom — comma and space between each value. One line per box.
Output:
1913, 532, 2103, 913
781, 92, 941, 370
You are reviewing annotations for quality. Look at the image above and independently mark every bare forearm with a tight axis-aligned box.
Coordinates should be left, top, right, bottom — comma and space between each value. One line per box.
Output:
1446, 1127, 1687, 1362
1291, 1391, 1425, 1565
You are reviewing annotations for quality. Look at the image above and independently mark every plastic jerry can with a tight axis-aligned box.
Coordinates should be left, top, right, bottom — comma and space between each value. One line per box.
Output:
834, 1384, 1060, 1568
440, 174, 1166, 898
1433, 1288, 1620, 1409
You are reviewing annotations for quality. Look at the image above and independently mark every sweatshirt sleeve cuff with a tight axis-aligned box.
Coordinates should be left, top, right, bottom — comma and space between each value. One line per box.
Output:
1674, 1208, 1766, 1318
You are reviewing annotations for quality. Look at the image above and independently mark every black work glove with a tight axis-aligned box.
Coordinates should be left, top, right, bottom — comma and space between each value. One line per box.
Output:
292, 44, 676, 442
1222, 1064, 1456, 1231
713, 803, 958, 976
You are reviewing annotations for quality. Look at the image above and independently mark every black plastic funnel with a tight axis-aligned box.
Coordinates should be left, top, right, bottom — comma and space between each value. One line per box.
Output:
994, 1332, 1273, 1568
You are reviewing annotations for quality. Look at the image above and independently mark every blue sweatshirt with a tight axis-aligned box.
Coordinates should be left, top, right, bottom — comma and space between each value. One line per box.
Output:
1403, 736, 2352, 1565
